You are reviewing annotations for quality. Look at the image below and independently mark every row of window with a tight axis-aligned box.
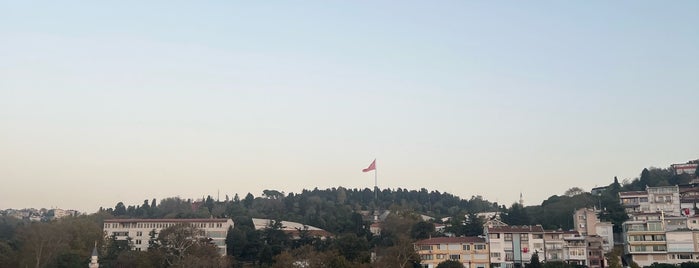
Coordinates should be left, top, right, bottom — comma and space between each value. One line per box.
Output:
630, 245, 667, 252
418, 244, 487, 251
104, 222, 226, 229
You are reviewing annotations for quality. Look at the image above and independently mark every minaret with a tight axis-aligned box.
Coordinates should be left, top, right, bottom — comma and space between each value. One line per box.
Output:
519, 192, 524, 207
88, 242, 99, 268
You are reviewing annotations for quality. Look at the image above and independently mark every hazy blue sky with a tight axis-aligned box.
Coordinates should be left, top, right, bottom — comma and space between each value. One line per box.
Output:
1, 1, 697, 213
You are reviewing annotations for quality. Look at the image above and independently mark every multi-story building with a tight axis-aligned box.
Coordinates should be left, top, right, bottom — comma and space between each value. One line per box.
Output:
622, 213, 668, 266
671, 161, 698, 175
103, 218, 234, 255
485, 225, 545, 268
543, 230, 565, 262
562, 231, 587, 266
619, 186, 681, 216
572, 208, 614, 252
586, 235, 605, 268
414, 237, 489, 268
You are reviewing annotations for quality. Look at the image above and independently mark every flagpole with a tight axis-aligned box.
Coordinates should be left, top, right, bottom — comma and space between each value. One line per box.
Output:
374, 162, 378, 201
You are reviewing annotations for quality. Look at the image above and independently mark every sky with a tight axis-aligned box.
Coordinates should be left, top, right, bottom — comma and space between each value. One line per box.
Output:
1, 1, 698, 213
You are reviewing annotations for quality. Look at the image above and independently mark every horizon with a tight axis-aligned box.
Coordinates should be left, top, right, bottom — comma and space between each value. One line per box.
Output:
2, 2, 698, 213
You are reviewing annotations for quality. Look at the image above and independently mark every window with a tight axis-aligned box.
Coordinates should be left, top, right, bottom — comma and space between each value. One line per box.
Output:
504, 233, 513, 241
490, 233, 500, 239
449, 254, 460, 260
679, 254, 692, 259
136, 231, 143, 236
420, 254, 434, 260
475, 244, 486, 250
520, 234, 529, 241
135, 240, 142, 245
491, 252, 501, 258
437, 254, 445, 259
463, 245, 471, 250
420, 245, 432, 251
533, 234, 543, 239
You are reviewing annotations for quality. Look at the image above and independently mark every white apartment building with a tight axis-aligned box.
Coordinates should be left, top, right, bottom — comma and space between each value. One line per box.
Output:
103, 218, 234, 255
620, 186, 681, 216
485, 225, 545, 268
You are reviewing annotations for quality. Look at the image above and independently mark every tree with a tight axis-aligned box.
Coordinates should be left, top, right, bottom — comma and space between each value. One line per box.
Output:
155, 224, 218, 266
436, 259, 465, 268
16, 222, 69, 268
526, 251, 542, 268
410, 221, 435, 240
464, 210, 484, 236
564, 187, 585, 197
114, 202, 127, 216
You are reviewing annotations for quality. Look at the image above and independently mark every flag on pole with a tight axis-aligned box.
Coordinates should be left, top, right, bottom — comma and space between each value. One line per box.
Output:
362, 159, 376, 172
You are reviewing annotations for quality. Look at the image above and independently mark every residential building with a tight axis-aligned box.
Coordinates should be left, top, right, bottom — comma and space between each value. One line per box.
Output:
586, 235, 605, 268
485, 225, 545, 268
562, 231, 587, 266
619, 186, 681, 216
622, 213, 668, 267
414, 237, 489, 268
573, 208, 614, 252
103, 218, 234, 255
671, 161, 698, 175
543, 230, 565, 262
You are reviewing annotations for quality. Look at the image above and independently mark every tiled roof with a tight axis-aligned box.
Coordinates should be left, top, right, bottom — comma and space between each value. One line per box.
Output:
415, 236, 485, 245
104, 218, 230, 223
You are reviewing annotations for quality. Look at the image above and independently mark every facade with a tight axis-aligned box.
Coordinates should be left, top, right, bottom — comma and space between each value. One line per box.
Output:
103, 218, 234, 255
572, 208, 614, 252
672, 162, 699, 175
543, 230, 565, 262
414, 237, 489, 268
562, 232, 587, 266
619, 186, 681, 216
586, 235, 605, 268
485, 225, 545, 268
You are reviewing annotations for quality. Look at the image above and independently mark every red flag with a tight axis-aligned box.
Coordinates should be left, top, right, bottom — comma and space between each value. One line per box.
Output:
362, 159, 376, 172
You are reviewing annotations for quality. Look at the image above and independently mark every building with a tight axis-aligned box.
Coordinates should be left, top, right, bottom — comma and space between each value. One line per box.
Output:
485, 225, 545, 268
619, 186, 681, 216
572, 208, 614, 252
586, 235, 605, 268
103, 218, 234, 255
251, 218, 332, 239
562, 231, 587, 266
414, 237, 489, 268
543, 230, 565, 262
671, 161, 698, 175
622, 213, 669, 266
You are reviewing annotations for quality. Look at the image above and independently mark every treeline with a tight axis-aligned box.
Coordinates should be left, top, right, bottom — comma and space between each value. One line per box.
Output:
100, 187, 500, 235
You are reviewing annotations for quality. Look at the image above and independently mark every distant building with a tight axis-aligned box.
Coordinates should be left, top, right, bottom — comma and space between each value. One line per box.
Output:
619, 186, 681, 216
252, 218, 332, 239
672, 161, 698, 175
103, 218, 233, 255
573, 208, 613, 252
88, 244, 99, 268
414, 236, 489, 268
485, 225, 545, 268
591, 186, 608, 196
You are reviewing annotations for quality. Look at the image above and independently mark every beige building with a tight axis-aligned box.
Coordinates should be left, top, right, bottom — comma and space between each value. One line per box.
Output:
103, 218, 234, 255
414, 237, 489, 268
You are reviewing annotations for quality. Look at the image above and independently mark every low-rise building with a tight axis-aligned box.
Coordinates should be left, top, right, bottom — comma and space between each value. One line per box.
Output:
414, 237, 489, 268
103, 218, 234, 255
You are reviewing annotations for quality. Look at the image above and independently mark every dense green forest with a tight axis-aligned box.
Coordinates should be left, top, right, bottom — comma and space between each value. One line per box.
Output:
0, 164, 696, 267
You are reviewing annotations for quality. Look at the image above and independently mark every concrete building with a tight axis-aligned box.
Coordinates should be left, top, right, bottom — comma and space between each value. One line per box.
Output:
543, 230, 565, 262
485, 225, 545, 268
572, 208, 614, 252
562, 231, 587, 266
672, 162, 698, 175
619, 186, 681, 216
586, 235, 605, 268
103, 218, 234, 255
414, 237, 489, 268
